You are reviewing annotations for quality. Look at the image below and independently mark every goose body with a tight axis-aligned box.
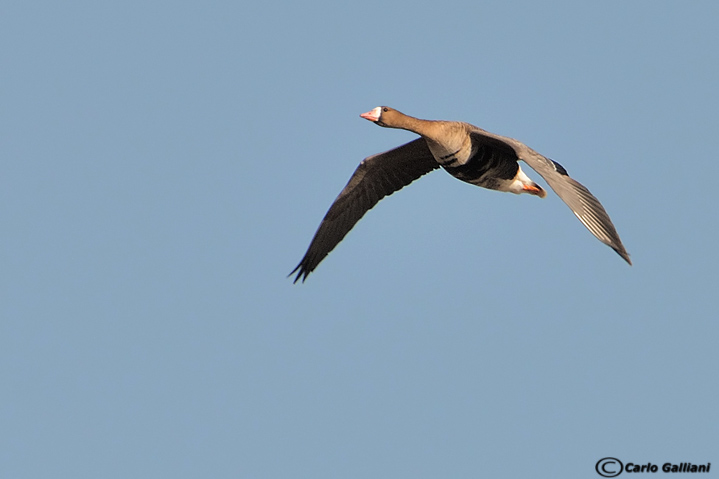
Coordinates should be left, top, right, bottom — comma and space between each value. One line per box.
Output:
291, 107, 630, 282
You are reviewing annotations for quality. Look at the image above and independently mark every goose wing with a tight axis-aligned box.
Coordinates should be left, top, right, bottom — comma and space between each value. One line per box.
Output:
469, 128, 631, 264
291, 138, 440, 282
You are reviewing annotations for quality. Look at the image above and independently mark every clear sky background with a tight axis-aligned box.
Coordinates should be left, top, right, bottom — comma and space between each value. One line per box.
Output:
1, 1, 717, 478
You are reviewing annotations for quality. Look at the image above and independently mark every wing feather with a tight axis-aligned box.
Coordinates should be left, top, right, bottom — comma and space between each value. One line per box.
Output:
291, 138, 439, 282
469, 128, 631, 264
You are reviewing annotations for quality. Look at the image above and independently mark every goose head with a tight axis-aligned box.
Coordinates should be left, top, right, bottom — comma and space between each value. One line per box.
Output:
360, 106, 405, 128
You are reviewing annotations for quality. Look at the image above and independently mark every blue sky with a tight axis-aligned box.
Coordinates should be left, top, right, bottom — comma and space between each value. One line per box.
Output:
1, 1, 717, 478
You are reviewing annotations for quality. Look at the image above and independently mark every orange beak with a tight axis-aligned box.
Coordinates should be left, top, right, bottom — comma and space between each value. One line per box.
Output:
360, 109, 380, 122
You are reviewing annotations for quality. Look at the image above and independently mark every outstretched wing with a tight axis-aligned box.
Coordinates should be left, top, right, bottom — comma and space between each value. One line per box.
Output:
469, 128, 631, 264
291, 138, 440, 282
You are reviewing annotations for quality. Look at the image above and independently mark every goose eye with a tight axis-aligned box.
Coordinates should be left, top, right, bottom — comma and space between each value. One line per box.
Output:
382, 107, 389, 112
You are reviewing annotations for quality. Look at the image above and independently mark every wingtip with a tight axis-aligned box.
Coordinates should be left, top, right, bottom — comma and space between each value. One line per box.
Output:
288, 264, 302, 284
615, 248, 632, 266
288, 263, 310, 283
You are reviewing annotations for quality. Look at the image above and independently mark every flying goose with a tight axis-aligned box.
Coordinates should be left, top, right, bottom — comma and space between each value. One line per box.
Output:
291, 106, 630, 282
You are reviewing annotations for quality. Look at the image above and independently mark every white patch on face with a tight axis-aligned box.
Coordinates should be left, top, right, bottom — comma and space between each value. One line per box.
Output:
360, 107, 383, 122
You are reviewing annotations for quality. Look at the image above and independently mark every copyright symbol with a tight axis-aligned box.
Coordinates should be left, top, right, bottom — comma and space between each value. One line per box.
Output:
596, 457, 623, 477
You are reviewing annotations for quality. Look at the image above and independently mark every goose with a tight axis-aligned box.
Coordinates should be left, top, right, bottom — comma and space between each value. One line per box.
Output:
291, 106, 630, 283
